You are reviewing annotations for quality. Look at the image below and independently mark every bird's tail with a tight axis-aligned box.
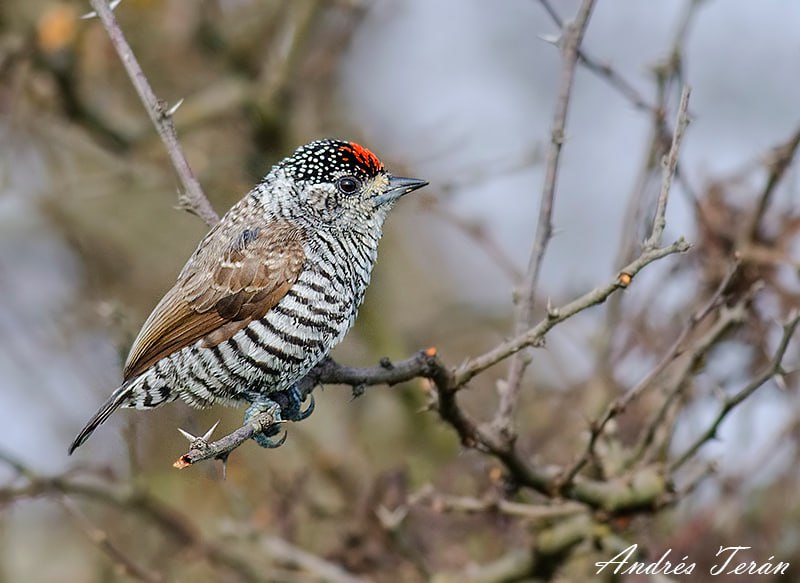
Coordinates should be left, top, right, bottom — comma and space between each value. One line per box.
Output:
68, 382, 133, 455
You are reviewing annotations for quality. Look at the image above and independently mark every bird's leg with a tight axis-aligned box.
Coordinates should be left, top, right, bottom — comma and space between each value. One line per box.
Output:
243, 386, 314, 449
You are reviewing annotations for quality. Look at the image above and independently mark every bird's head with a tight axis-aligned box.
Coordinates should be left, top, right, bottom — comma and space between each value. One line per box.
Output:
267, 139, 428, 229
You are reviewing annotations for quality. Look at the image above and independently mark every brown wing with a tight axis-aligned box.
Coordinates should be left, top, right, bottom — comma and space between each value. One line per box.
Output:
123, 220, 307, 380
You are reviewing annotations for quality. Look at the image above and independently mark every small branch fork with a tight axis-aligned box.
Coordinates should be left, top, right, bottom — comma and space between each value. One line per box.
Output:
174, 349, 447, 468
537, 0, 658, 114
177, 340, 671, 511
671, 310, 800, 471
643, 86, 692, 251
557, 261, 742, 488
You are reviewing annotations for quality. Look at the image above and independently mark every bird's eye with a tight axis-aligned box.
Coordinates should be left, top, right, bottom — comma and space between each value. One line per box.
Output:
336, 176, 361, 195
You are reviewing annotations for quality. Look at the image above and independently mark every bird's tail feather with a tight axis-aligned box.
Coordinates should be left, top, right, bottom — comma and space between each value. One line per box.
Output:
68, 382, 133, 455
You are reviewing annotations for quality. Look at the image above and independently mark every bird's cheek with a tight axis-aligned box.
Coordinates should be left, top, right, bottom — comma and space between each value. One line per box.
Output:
304, 188, 327, 211
304, 190, 332, 214
303, 193, 343, 225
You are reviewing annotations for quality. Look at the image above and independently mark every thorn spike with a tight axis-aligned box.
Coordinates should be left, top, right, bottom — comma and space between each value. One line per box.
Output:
202, 420, 220, 441
166, 98, 185, 117
178, 428, 196, 442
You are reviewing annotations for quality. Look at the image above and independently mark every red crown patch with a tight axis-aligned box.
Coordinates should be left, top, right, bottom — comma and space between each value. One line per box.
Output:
339, 142, 383, 174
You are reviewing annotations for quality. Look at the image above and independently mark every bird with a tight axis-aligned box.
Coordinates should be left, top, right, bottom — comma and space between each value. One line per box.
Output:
68, 139, 428, 454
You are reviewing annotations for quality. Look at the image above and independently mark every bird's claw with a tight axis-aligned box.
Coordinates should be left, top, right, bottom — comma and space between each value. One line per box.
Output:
296, 393, 315, 420
252, 427, 288, 449
243, 386, 315, 449
274, 384, 314, 421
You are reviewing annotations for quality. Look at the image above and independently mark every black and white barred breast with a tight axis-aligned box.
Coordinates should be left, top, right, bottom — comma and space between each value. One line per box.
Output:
126, 227, 379, 410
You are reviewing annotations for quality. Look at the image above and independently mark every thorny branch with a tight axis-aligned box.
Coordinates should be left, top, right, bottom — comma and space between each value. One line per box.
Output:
600, 0, 704, 369
671, 311, 800, 471
554, 87, 693, 487
497, 0, 597, 442
537, 0, 657, 114
177, 349, 672, 511
624, 280, 760, 470
644, 85, 691, 250
745, 124, 800, 241
175, 349, 447, 467
558, 263, 744, 488
454, 238, 690, 387
86, 0, 220, 227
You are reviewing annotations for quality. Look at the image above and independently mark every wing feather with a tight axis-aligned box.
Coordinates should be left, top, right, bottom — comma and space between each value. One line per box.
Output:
123, 220, 306, 380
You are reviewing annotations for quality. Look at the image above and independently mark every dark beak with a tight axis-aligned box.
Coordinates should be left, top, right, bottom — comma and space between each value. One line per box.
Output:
374, 175, 429, 206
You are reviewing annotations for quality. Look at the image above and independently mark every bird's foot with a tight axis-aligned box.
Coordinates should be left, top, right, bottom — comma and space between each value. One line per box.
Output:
243, 386, 314, 449
244, 399, 287, 449
280, 384, 315, 421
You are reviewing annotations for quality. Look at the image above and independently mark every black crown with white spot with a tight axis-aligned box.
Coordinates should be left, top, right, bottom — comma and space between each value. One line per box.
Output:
280, 139, 386, 184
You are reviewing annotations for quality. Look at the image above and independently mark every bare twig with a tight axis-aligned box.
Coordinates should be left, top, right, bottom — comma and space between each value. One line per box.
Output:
172, 346, 675, 514
643, 85, 691, 250
557, 262, 739, 486
671, 310, 800, 470
497, 0, 597, 439
257, 536, 369, 583
624, 262, 731, 411
629, 286, 759, 469
457, 237, 690, 386
537, 0, 656, 114
745, 125, 800, 241
600, 2, 704, 366
60, 495, 164, 583
173, 409, 277, 469
415, 488, 586, 522
87, 0, 219, 227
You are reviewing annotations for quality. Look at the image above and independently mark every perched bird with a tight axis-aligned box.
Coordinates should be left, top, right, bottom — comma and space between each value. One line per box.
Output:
69, 139, 427, 454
